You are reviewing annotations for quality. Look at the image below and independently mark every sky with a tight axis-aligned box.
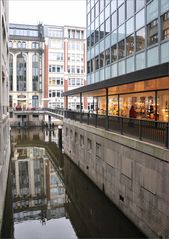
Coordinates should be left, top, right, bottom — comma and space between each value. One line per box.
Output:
9, 0, 86, 27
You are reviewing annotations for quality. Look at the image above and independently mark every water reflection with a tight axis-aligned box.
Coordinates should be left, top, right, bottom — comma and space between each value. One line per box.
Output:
2, 128, 146, 238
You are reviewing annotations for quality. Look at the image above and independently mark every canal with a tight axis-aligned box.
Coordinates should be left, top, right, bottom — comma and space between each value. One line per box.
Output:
1, 127, 146, 239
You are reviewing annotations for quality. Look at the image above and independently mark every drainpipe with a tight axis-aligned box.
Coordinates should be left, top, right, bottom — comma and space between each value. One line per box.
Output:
80, 92, 82, 123
65, 96, 68, 118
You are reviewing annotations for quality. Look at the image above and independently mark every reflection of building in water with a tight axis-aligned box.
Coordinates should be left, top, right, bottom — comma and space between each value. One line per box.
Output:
11, 146, 65, 223
11, 128, 45, 143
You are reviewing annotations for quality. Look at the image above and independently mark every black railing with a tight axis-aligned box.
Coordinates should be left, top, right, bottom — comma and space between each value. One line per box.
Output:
64, 110, 169, 149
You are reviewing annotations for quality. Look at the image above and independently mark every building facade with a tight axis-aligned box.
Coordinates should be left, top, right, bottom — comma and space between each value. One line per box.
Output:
0, 0, 10, 234
9, 23, 45, 110
44, 25, 89, 110
85, 0, 169, 121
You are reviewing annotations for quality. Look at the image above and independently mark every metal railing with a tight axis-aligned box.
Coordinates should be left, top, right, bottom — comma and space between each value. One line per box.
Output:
10, 107, 169, 149
64, 110, 169, 149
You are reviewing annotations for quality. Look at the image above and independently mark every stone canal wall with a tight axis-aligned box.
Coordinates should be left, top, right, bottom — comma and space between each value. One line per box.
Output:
0, 118, 11, 234
63, 118, 169, 238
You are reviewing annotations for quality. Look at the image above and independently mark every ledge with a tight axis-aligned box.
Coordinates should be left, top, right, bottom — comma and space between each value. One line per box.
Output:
64, 118, 169, 163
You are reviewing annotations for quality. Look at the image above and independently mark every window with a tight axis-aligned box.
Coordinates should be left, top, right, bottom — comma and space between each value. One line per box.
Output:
17, 54, 27, 91
118, 3, 125, 26
32, 54, 39, 91
126, 34, 134, 56
49, 65, 63, 73
126, 0, 134, 19
9, 54, 13, 91
111, 11, 117, 31
136, 0, 144, 12
118, 40, 125, 59
100, 52, 105, 68
95, 55, 100, 70
105, 17, 110, 35
111, 44, 117, 62
147, 19, 158, 46
32, 42, 39, 49
105, 48, 110, 65
100, 23, 105, 40
161, 11, 169, 40
136, 27, 145, 51
95, 29, 99, 44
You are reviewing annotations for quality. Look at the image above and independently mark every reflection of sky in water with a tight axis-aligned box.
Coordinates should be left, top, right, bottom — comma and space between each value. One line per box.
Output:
14, 218, 77, 239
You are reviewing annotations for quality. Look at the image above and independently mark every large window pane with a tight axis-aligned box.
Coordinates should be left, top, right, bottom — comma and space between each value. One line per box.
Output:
118, 60, 125, 75
147, 0, 158, 24
126, 0, 134, 19
105, 4, 110, 19
111, 0, 117, 13
126, 34, 134, 55
95, 1, 99, 17
111, 11, 117, 31
111, 44, 118, 62
136, 0, 144, 12
157, 90, 169, 122
161, 11, 169, 40
95, 28, 99, 44
100, 23, 105, 40
118, 40, 125, 59
111, 30, 117, 45
161, 0, 169, 15
136, 27, 145, 52
108, 95, 118, 116
118, 24, 125, 41
126, 56, 134, 73
105, 17, 111, 35
118, 4, 125, 25
161, 41, 169, 63
100, 52, 105, 68
136, 9, 145, 30
136, 52, 145, 70
147, 46, 159, 67
105, 48, 110, 65
147, 19, 158, 46
95, 55, 100, 70
126, 17, 134, 36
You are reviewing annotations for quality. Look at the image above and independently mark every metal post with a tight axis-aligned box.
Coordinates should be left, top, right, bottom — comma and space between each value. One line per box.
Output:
105, 88, 108, 130
80, 92, 82, 123
139, 119, 142, 140
165, 122, 169, 149
58, 125, 62, 150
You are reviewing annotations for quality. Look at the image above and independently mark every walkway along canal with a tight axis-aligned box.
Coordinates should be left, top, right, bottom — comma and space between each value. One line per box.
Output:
1, 128, 145, 238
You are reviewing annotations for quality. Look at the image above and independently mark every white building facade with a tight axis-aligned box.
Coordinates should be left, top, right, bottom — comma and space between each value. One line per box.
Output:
0, 0, 10, 233
9, 23, 45, 110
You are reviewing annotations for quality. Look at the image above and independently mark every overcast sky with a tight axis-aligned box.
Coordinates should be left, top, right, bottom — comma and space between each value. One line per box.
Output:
9, 0, 86, 27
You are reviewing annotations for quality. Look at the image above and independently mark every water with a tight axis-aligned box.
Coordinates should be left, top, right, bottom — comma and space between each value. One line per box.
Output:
1, 128, 146, 239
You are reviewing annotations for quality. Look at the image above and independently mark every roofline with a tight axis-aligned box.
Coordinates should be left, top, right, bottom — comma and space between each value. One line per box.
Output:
63, 62, 169, 96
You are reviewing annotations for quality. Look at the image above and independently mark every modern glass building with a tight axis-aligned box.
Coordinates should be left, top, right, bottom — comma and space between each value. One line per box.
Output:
64, 0, 169, 123
87, 0, 169, 82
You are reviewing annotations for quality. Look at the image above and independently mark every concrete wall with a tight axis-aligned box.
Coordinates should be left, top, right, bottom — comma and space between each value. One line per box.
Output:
63, 118, 169, 238
0, 118, 11, 233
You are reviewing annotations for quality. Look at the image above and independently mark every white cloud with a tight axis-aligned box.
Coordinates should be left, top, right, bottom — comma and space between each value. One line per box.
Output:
9, 0, 86, 27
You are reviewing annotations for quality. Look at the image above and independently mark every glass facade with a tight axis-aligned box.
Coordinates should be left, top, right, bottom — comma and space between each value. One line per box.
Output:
96, 77, 169, 122
87, 0, 169, 84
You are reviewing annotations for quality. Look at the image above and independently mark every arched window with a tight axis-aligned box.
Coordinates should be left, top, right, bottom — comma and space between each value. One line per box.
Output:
17, 53, 27, 91
17, 41, 22, 48
9, 54, 13, 91
22, 41, 26, 48
32, 54, 39, 91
